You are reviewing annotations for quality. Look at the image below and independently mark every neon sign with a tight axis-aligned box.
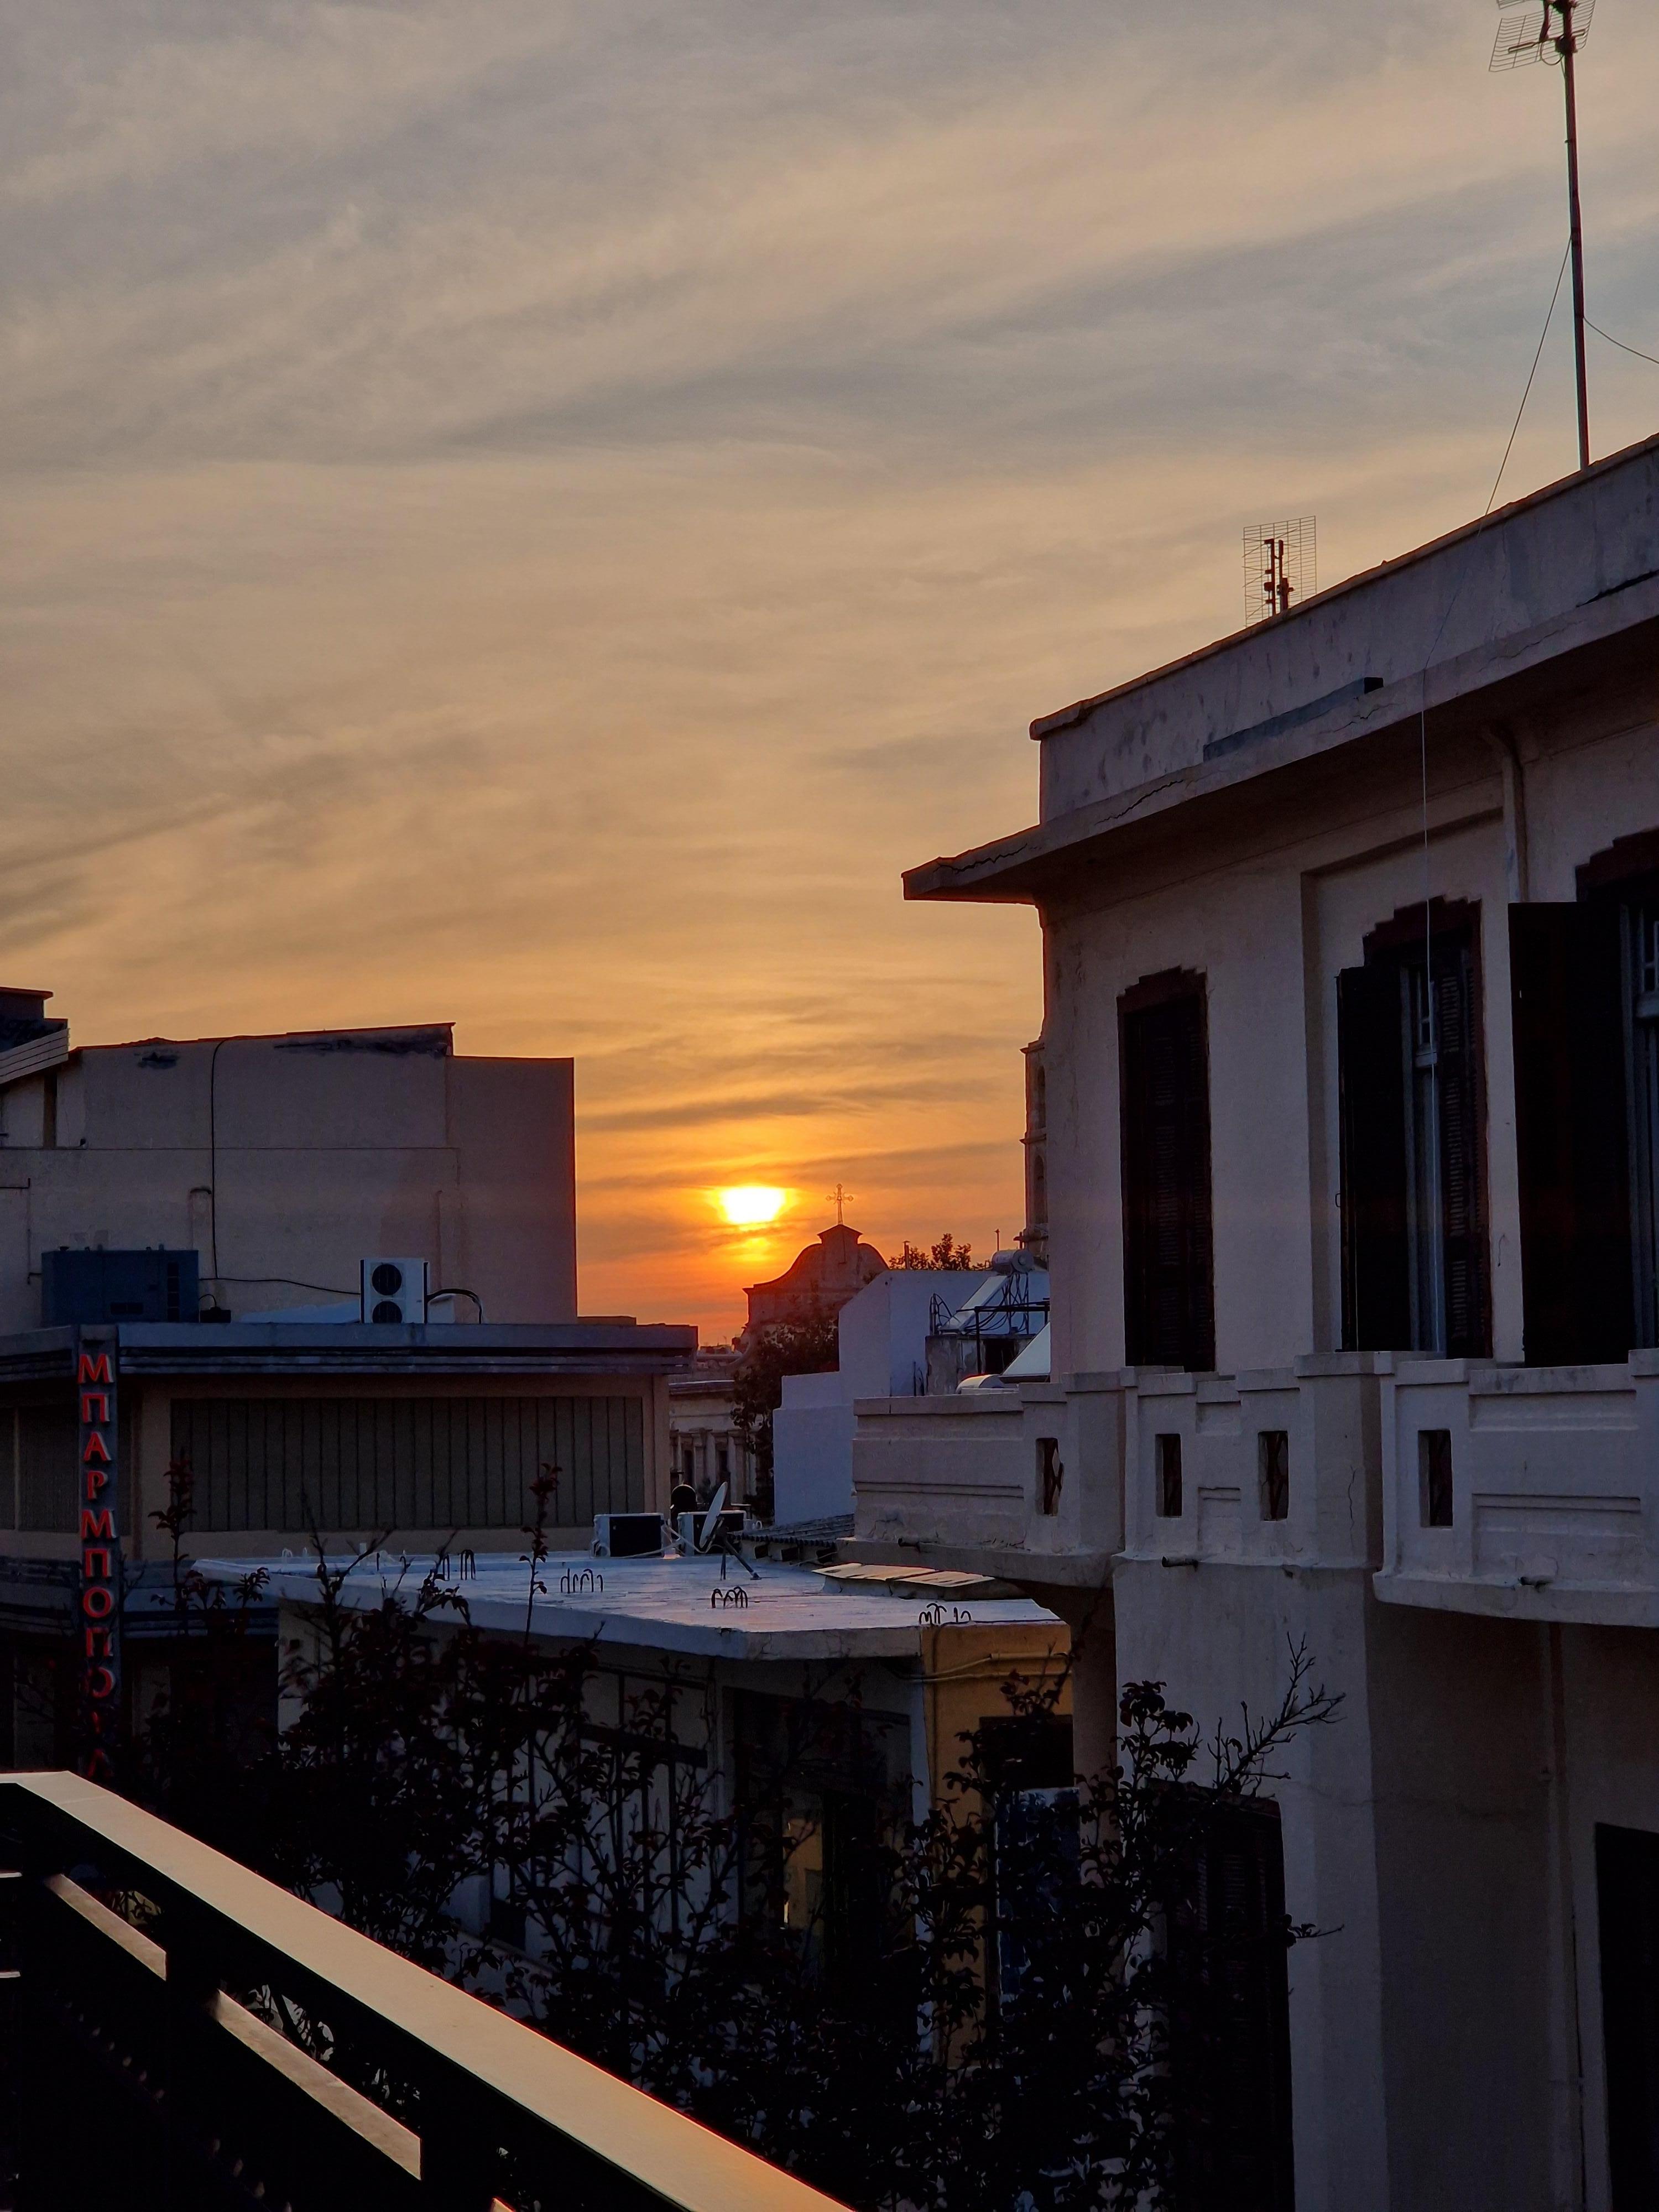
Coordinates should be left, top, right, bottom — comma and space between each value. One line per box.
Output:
76, 1334, 120, 1781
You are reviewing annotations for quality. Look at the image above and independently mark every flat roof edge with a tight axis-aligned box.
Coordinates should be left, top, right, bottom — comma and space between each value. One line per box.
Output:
1027, 427, 1659, 740
0, 1320, 698, 1381
907, 565, 1659, 902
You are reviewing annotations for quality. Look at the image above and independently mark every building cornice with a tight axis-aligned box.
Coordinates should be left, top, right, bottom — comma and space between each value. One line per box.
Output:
0, 1321, 696, 1385
904, 569, 1659, 905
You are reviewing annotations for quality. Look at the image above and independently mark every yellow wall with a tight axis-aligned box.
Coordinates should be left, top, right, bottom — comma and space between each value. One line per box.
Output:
921, 1617, 1072, 1808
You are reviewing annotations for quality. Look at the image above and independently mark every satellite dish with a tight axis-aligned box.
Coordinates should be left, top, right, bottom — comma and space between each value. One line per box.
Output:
692, 1480, 758, 1582
695, 1481, 730, 1551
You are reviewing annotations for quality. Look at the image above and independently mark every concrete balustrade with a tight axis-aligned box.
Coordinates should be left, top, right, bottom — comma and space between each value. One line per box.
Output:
1376, 1352, 1659, 1626
855, 1350, 1659, 1628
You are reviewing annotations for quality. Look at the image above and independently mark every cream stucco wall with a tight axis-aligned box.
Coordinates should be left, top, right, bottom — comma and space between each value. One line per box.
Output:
1043, 682, 1659, 1385
880, 441, 1659, 2212
0, 1026, 576, 1329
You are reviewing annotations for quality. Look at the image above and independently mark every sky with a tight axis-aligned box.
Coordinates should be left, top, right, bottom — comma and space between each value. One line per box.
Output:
2, 0, 1656, 1340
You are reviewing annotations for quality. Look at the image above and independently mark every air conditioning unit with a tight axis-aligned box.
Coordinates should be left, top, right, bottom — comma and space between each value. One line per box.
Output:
42, 1248, 200, 1327
674, 1509, 747, 1553
592, 1512, 666, 1559
360, 1257, 429, 1325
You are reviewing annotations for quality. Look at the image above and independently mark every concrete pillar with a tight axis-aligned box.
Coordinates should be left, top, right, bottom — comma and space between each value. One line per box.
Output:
1052, 1582, 1116, 1780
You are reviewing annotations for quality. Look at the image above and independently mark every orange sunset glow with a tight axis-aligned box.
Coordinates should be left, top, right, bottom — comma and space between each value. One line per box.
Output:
3, 3, 1655, 1344
716, 1187, 790, 1228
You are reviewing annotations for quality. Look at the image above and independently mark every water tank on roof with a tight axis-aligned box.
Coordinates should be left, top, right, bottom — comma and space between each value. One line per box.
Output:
41, 1248, 200, 1327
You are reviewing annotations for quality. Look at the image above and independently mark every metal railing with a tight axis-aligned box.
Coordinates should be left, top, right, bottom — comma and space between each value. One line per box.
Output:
0, 1771, 847, 2212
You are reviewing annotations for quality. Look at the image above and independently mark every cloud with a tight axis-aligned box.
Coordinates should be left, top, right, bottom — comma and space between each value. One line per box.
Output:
2, 0, 1655, 1331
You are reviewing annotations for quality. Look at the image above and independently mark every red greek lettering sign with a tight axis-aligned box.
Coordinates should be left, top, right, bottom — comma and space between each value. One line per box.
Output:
75, 1331, 121, 1778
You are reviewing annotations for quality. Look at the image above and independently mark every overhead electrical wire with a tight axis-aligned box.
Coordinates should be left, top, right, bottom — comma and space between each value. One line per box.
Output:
1584, 317, 1659, 370
1407, 237, 1574, 1330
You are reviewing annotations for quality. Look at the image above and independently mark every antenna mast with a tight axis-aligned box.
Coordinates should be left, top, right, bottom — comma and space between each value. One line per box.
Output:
1561, 2, 1589, 468
1491, 0, 1597, 469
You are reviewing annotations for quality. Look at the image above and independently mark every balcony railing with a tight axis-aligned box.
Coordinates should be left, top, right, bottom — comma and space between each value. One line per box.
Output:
849, 1378, 1124, 1580
1120, 1357, 1382, 1572
853, 1347, 1659, 1623
1375, 1353, 1659, 1625
851, 1357, 1381, 1585
0, 1770, 846, 2212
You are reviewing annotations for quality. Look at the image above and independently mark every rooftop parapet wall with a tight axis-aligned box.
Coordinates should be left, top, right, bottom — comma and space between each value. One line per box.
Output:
1033, 435, 1659, 824
0, 1023, 580, 1326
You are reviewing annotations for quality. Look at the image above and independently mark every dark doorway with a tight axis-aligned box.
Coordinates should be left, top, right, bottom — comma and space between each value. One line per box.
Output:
1597, 1822, 1659, 2207
1168, 1794, 1297, 2211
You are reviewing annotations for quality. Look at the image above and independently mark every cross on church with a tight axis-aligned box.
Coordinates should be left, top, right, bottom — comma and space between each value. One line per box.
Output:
827, 1183, 852, 1226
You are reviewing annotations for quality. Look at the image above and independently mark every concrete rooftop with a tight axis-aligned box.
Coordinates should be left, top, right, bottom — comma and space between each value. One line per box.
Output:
180, 1548, 1061, 1662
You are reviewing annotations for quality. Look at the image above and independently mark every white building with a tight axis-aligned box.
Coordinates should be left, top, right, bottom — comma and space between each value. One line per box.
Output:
668, 1348, 754, 1504
771, 1258, 1052, 1530
772, 1270, 962, 1527
0, 997, 575, 1326
195, 1546, 1071, 1969
1019, 1038, 1048, 1267
852, 432, 1659, 2211
0, 995, 697, 1764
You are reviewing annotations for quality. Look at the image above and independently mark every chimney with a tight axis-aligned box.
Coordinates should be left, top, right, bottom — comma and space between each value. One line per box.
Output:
0, 988, 53, 1026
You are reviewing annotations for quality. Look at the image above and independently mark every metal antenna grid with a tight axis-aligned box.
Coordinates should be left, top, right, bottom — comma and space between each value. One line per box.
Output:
1243, 517, 1317, 626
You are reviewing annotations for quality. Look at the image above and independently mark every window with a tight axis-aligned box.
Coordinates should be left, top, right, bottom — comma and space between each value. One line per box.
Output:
1120, 972, 1215, 1370
1418, 1428, 1453, 1527
1338, 902, 1489, 1356
1511, 833, 1659, 1361
1155, 1433, 1183, 1519
168, 1395, 646, 1532
5, 1400, 137, 1533
1166, 1796, 1297, 2210
992, 1785, 1079, 2008
1258, 1431, 1289, 1522
979, 1712, 1076, 2015
731, 1690, 909, 1990
1596, 1823, 1659, 2209
1631, 894, 1659, 1344
1036, 1436, 1063, 1515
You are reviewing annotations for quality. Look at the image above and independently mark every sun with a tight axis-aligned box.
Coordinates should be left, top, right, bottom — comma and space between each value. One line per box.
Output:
718, 1185, 788, 1228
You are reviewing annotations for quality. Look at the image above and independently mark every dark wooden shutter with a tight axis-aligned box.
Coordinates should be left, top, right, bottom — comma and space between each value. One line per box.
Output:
1121, 983, 1215, 1370
1338, 963, 1410, 1350
1597, 1823, 1659, 2209
1168, 1796, 1297, 2212
1435, 946, 1489, 1359
1511, 902, 1632, 1364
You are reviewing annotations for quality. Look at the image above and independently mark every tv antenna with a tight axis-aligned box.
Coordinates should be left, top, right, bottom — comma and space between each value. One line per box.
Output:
1490, 0, 1595, 469
693, 1480, 757, 1582
1243, 519, 1316, 627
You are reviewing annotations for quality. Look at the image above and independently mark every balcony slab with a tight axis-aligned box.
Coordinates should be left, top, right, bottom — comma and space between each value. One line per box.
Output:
1375, 1355, 1659, 1627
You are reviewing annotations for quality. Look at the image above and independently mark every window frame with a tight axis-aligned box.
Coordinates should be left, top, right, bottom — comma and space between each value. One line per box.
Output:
1338, 899, 1491, 1359
1578, 832, 1659, 1353
1118, 968, 1215, 1373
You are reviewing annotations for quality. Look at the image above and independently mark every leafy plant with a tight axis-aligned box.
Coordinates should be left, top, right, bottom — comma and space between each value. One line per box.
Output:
730, 1314, 841, 1518
133, 1487, 1339, 2211
886, 1234, 977, 1271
